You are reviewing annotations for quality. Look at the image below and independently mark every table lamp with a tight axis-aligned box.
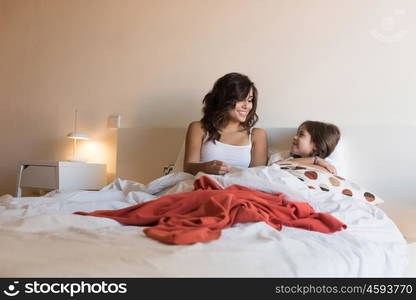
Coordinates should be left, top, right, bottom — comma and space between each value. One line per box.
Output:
67, 109, 90, 162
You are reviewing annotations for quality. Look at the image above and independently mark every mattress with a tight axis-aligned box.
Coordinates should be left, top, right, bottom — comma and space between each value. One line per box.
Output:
0, 166, 409, 277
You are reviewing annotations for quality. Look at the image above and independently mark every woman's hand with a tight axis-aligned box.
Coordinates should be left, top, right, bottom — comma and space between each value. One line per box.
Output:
315, 157, 337, 174
203, 160, 230, 175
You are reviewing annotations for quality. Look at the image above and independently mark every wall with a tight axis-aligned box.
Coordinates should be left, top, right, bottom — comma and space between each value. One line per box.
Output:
1, 0, 415, 196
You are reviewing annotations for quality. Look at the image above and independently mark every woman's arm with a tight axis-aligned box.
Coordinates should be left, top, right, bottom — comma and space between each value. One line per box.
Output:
249, 128, 268, 167
183, 121, 230, 175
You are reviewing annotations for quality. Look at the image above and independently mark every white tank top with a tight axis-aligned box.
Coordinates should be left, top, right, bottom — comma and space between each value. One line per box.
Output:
200, 130, 253, 168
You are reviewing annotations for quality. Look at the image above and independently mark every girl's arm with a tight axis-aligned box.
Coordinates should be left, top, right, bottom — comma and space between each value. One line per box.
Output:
249, 128, 268, 167
275, 156, 337, 174
183, 121, 230, 175
296, 163, 333, 173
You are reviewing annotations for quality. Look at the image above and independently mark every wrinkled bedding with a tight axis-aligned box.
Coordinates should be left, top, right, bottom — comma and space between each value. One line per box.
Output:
0, 165, 409, 277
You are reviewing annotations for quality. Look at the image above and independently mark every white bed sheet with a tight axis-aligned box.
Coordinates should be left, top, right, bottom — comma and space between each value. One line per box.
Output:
0, 166, 409, 277
403, 243, 416, 277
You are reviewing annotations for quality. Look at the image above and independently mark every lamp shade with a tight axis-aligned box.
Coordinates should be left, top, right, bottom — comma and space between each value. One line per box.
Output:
67, 132, 90, 140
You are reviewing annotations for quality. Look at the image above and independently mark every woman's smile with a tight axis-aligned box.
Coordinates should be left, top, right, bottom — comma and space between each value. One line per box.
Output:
237, 110, 248, 118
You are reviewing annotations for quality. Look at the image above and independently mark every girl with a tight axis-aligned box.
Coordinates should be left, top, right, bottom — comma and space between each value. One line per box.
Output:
269, 121, 341, 174
183, 73, 268, 175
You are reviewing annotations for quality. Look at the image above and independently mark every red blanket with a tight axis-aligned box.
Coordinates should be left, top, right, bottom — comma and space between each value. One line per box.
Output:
74, 176, 346, 245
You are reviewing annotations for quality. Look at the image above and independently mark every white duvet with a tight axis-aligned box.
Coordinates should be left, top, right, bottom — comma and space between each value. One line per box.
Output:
0, 165, 408, 277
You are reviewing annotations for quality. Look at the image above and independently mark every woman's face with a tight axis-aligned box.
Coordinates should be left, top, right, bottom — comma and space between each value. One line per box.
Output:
228, 89, 253, 123
291, 126, 316, 157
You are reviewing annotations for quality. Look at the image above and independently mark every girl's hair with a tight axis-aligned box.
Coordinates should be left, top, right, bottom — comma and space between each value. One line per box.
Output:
299, 120, 341, 158
200, 72, 258, 142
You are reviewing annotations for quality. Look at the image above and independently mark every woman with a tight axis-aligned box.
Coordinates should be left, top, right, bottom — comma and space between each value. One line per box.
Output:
184, 72, 268, 175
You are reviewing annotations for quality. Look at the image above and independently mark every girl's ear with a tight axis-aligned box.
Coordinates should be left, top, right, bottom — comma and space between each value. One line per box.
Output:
311, 144, 318, 156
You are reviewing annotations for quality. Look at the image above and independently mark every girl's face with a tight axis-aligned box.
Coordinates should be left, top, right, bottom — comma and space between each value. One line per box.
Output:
291, 126, 316, 157
228, 89, 253, 123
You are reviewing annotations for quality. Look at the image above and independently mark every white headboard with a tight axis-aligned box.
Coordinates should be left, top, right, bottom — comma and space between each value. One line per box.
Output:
116, 126, 415, 203
116, 128, 186, 184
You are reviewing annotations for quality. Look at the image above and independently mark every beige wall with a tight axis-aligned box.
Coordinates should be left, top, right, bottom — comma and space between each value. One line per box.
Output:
1, 0, 415, 195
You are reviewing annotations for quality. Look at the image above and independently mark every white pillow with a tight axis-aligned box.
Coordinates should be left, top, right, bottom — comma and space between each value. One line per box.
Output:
274, 163, 384, 205
326, 138, 346, 177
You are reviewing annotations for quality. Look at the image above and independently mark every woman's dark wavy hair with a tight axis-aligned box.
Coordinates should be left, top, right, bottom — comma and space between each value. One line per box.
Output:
200, 72, 258, 142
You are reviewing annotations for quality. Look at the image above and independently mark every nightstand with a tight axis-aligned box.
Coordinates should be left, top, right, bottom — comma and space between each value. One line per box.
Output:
16, 160, 107, 197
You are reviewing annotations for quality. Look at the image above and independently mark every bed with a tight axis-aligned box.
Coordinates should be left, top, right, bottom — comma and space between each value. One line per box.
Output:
0, 127, 414, 277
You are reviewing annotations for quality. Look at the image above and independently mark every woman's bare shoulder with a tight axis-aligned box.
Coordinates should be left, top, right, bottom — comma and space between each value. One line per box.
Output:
187, 121, 204, 132
188, 120, 202, 128
251, 128, 267, 138
186, 121, 206, 140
